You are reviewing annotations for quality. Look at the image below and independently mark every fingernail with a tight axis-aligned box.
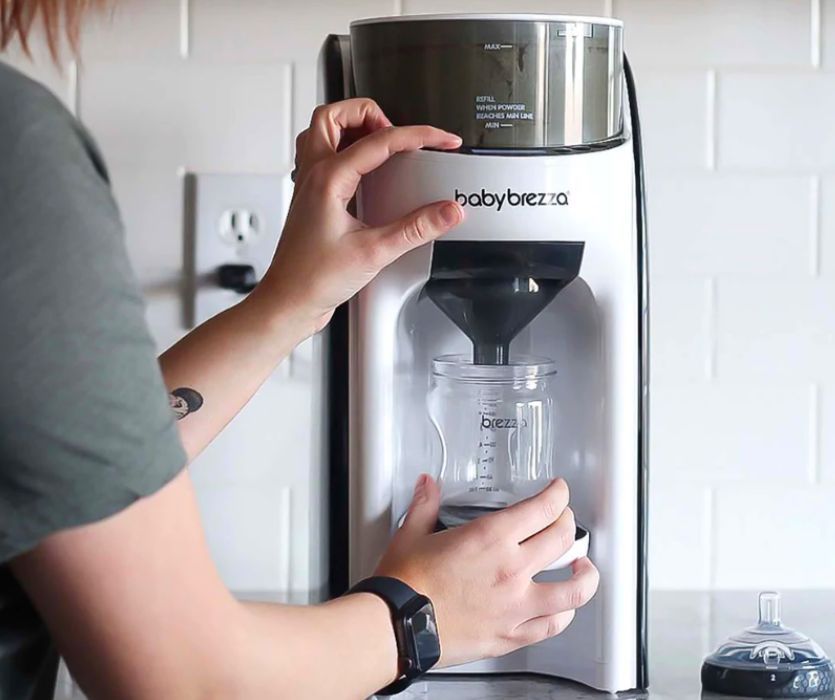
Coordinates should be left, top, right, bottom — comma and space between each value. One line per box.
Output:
440, 203, 461, 227
414, 474, 426, 495
446, 132, 463, 144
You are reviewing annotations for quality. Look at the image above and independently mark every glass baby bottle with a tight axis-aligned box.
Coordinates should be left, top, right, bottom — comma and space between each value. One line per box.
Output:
427, 354, 557, 529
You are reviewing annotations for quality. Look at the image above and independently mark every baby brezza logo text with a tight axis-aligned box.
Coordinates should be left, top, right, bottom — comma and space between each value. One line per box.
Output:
481, 416, 528, 430
455, 187, 570, 212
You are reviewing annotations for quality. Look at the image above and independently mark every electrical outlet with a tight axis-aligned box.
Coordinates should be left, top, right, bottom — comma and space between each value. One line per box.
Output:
184, 172, 292, 329
219, 207, 262, 246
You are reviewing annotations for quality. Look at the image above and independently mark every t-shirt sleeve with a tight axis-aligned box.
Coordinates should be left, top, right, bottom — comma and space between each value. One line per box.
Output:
0, 69, 188, 562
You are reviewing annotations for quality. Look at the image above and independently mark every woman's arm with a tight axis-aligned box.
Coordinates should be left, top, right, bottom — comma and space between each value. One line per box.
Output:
160, 99, 464, 461
11, 467, 597, 699
11, 470, 401, 700
158, 292, 311, 461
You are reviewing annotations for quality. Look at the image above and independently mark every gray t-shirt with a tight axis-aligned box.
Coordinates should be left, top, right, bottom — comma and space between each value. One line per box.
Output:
0, 62, 187, 698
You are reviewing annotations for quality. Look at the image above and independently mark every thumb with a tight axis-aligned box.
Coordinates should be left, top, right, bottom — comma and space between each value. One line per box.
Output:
372, 200, 463, 267
398, 474, 441, 544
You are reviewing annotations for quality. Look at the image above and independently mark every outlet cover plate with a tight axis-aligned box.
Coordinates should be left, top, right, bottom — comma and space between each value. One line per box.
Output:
184, 172, 292, 328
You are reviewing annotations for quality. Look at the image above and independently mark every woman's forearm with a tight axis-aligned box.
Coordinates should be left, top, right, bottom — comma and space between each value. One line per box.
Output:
238, 594, 399, 699
158, 287, 315, 461
13, 467, 399, 700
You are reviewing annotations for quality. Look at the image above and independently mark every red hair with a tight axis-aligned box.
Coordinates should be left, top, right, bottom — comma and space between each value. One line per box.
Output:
0, 0, 99, 59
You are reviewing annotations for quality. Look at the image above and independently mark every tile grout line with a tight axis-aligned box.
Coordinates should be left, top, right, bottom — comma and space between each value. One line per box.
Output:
179, 0, 190, 60
284, 62, 297, 377
279, 487, 293, 593
809, 382, 821, 484
287, 63, 296, 162
701, 487, 716, 654
812, 0, 822, 68
703, 588, 713, 658
704, 277, 717, 380
705, 487, 718, 590
810, 175, 822, 277
705, 69, 717, 171
67, 59, 79, 118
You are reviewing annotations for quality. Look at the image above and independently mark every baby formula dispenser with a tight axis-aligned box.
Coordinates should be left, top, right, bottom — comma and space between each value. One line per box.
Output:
317, 13, 649, 693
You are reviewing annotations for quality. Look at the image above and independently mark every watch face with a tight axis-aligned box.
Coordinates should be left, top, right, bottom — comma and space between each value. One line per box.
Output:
404, 598, 441, 673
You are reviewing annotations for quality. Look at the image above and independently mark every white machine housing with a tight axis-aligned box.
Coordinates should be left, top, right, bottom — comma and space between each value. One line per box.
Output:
347, 141, 643, 692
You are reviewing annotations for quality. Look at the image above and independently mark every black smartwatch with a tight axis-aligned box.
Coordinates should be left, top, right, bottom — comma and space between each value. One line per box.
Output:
348, 576, 441, 695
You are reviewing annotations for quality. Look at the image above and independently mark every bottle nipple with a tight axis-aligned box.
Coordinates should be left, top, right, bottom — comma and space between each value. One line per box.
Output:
758, 591, 782, 626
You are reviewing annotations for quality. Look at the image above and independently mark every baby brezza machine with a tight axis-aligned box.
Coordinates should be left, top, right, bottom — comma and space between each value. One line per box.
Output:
317, 14, 649, 693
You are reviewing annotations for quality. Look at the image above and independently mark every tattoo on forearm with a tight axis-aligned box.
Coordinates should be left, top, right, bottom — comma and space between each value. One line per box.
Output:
169, 387, 204, 421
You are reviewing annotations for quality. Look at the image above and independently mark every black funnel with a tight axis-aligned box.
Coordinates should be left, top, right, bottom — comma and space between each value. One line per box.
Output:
424, 242, 584, 365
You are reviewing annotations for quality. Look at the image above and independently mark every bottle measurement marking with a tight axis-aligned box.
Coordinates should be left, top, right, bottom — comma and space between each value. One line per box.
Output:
475, 401, 499, 492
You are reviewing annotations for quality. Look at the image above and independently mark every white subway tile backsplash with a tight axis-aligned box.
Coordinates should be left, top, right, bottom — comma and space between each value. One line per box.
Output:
649, 175, 812, 277
195, 481, 294, 593
650, 592, 712, 670
650, 278, 711, 383
715, 280, 835, 380
636, 70, 709, 172
651, 380, 809, 484
189, 0, 396, 62
109, 165, 184, 284
292, 61, 319, 142
143, 295, 186, 353
713, 485, 835, 589
718, 72, 835, 172
402, 0, 607, 14
190, 375, 313, 489
649, 483, 712, 589
80, 0, 183, 61
79, 62, 292, 172
191, 373, 314, 594
614, 0, 812, 68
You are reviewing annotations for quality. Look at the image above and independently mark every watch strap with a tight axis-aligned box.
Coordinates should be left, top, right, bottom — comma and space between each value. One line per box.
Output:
348, 576, 430, 696
373, 676, 413, 696
350, 576, 420, 612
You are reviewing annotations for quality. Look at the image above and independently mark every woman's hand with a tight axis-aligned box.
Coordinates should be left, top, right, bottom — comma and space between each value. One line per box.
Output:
163, 99, 460, 459
375, 477, 600, 668
254, 98, 464, 335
